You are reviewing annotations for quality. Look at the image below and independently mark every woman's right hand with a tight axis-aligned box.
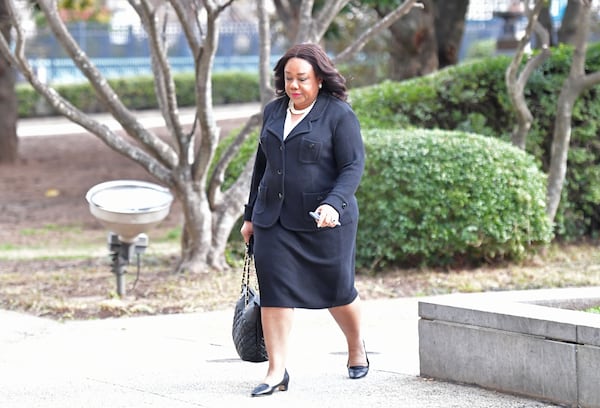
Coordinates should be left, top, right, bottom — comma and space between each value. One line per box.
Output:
240, 220, 254, 244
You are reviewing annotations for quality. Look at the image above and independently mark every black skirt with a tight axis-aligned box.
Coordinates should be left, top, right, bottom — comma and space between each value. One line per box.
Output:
253, 219, 358, 309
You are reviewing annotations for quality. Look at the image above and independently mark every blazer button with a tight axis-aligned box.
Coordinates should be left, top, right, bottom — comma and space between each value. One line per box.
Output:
277, 169, 282, 175
278, 192, 283, 199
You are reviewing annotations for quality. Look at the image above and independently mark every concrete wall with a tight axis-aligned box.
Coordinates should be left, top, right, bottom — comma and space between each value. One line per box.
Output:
418, 288, 600, 408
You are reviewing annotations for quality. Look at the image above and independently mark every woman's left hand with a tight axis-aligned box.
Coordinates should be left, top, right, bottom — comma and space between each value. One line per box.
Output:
313, 204, 340, 228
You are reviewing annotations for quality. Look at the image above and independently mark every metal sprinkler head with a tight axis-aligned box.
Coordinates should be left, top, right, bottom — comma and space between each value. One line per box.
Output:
85, 180, 173, 297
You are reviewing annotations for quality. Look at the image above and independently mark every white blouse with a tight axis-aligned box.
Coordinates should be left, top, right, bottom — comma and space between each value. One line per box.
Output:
283, 99, 316, 140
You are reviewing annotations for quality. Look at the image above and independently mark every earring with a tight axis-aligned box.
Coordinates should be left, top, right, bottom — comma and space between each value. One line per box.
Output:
319, 83, 322, 89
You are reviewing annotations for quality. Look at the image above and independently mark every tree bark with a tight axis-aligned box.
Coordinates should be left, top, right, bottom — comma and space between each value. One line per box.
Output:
433, 0, 469, 68
534, 3, 555, 47
377, 0, 438, 80
257, 0, 274, 104
557, 0, 581, 45
335, 0, 422, 64
273, 0, 302, 44
506, 0, 550, 150
0, 0, 17, 164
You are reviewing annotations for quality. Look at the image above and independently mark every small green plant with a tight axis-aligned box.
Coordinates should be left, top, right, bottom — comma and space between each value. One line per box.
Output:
163, 228, 181, 242
586, 306, 600, 314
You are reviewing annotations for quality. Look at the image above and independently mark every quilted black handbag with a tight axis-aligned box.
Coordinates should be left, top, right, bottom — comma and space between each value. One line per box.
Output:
231, 240, 268, 362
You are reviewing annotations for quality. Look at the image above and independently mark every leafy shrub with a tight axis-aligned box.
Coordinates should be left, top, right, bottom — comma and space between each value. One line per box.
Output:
16, 71, 260, 117
211, 126, 260, 255
351, 43, 600, 240
210, 126, 258, 190
351, 56, 513, 135
16, 84, 39, 117
464, 39, 497, 61
211, 71, 261, 105
356, 128, 553, 271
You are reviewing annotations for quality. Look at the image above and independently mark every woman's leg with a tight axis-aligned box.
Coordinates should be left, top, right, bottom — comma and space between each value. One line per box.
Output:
260, 306, 294, 384
328, 296, 368, 367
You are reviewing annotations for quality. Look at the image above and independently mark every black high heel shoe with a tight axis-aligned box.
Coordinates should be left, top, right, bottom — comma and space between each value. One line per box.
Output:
348, 342, 369, 379
251, 370, 290, 397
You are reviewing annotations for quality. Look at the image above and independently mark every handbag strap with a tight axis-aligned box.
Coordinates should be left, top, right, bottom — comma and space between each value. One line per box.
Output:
240, 236, 255, 306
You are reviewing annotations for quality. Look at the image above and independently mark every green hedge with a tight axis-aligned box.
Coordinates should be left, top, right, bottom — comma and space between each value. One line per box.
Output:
16, 71, 260, 118
356, 128, 553, 271
350, 43, 600, 240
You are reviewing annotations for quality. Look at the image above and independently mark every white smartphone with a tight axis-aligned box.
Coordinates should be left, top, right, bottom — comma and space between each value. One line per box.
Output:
309, 211, 341, 226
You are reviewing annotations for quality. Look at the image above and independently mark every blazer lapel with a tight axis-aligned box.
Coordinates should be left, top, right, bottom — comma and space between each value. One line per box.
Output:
285, 118, 311, 142
284, 95, 329, 142
264, 99, 287, 141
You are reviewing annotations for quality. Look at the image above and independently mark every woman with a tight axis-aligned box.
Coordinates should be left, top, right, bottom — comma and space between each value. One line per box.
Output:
240, 43, 368, 397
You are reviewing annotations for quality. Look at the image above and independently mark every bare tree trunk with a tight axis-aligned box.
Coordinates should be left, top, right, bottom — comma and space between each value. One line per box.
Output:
547, 1, 600, 222
335, 0, 422, 64
506, 0, 550, 150
0, 0, 17, 164
257, 0, 274, 105
557, 0, 581, 45
433, 0, 469, 68
273, 0, 302, 44
534, 3, 555, 47
377, 0, 438, 80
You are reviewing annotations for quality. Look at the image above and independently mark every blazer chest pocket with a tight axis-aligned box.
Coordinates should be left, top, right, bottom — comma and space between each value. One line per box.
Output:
299, 138, 322, 163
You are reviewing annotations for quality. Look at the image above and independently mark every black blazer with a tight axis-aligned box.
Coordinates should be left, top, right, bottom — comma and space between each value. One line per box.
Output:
244, 93, 365, 232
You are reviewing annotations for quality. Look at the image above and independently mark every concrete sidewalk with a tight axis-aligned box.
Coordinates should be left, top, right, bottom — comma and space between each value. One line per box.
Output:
0, 297, 559, 408
16, 103, 261, 137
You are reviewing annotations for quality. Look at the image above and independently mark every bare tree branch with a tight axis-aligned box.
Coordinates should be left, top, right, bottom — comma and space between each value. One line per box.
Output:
191, 2, 221, 183
257, 0, 274, 104
335, 0, 423, 63
36, 0, 178, 169
310, 0, 348, 43
546, 0, 600, 221
131, 0, 188, 164
273, 0, 298, 40
294, 0, 315, 42
170, 0, 202, 55
506, 0, 550, 149
216, 0, 236, 14
208, 113, 261, 207
0, 0, 175, 183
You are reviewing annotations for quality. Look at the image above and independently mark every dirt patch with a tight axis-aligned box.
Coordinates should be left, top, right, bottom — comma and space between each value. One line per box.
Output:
0, 118, 252, 319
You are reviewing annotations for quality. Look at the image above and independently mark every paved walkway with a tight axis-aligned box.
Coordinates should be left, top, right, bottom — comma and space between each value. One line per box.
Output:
17, 103, 261, 137
0, 297, 560, 408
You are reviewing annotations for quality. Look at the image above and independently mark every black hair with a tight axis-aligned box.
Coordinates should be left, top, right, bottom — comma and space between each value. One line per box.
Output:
273, 43, 348, 101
